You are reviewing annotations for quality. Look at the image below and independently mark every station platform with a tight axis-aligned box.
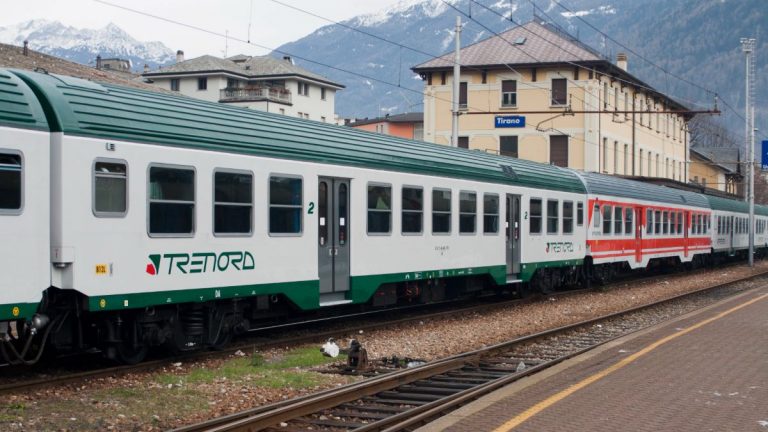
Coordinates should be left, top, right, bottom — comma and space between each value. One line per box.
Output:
419, 285, 768, 432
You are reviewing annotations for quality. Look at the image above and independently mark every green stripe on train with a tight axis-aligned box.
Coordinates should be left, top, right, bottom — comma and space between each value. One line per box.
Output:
0, 303, 39, 321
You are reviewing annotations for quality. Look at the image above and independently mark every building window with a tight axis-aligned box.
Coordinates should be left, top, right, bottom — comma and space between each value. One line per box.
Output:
197, 77, 207, 90
432, 189, 452, 234
227, 78, 238, 88
624, 144, 629, 175
367, 184, 392, 234
484, 193, 499, 234
459, 191, 476, 234
549, 135, 568, 167
321, 116, 326, 123
214, 170, 253, 235
298, 82, 310, 96
321, 88, 326, 100
551, 78, 567, 105
613, 141, 618, 174
269, 176, 302, 234
500, 136, 518, 158
0, 152, 22, 212
402, 186, 423, 234
297, 112, 303, 118
603, 81, 609, 109
602, 137, 608, 172
563, 201, 573, 234
458, 136, 469, 149
170, 78, 180, 91
530, 198, 542, 234
459, 82, 468, 109
148, 165, 195, 236
501, 80, 517, 107
547, 199, 559, 234
93, 161, 127, 216
279, 108, 285, 115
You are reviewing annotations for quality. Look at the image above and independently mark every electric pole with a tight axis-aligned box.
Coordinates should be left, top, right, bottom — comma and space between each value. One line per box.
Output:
451, 16, 461, 147
741, 37, 756, 266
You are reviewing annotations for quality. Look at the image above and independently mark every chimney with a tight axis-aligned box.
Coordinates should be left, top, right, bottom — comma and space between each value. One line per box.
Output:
143, 64, 150, 73
616, 53, 628, 71
283, 55, 294, 65
176, 50, 184, 63
23, 40, 28, 56
96, 54, 102, 70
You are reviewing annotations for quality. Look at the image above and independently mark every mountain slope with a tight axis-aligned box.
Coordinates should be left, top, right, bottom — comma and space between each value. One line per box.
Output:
0, 20, 175, 71
275, 0, 766, 137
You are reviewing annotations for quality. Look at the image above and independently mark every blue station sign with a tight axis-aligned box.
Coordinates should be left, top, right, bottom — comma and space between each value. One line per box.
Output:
495, 115, 525, 128
762, 140, 768, 171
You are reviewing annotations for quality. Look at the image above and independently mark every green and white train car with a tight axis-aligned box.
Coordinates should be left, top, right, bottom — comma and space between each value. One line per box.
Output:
0, 69, 588, 363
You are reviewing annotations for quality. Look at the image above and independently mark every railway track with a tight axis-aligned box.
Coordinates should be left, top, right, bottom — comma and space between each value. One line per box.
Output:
172, 269, 768, 432
0, 263, 756, 397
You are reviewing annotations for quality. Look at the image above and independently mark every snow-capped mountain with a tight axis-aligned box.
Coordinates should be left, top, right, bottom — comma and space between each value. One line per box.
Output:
276, 0, 766, 136
0, 19, 175, 70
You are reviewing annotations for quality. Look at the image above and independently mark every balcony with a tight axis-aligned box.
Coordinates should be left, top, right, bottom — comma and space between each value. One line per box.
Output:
219, 87, 292, 104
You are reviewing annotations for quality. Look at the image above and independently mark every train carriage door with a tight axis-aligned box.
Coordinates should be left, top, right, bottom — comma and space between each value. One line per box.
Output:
634, 207, 643, 263
318, 177, 350, 303
683, 211, 690, 258
506, 194, 521, 278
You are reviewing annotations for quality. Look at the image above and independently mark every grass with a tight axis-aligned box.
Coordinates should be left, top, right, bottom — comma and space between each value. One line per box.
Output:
155, 346, 339, 389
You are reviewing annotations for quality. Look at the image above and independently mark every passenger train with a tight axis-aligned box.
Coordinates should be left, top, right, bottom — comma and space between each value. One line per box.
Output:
1, 68, 766, 365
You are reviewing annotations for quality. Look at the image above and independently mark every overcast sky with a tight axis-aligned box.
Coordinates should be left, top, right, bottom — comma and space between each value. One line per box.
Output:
1, 0, 401, 57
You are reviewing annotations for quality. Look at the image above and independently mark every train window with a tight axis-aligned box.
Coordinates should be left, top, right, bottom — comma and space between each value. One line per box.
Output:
593, 204, 600, 228
0, 152, 22, 213
614, 206, 623, 235
563, 201, 573, 234
432, 189, 452, 234
213, 170, 253, 235
699, 215, 704, 234
269, 176, 302, 235
367, 184, 392, 234
576, 202, 584, 226
459, 191, 476, 234
625, 208, 633, 234
602, 205, 612, 235
662, 211, 668, 235
677, 212, 683, 234
547, 200, 559, 234
530, 198, 542, 234
654, 210, 661, 234
148, 165, 195, 236
93, 161, 127, 217
483, 194, 499, 234
402, 186, 423, 235
647, 209, 653, 234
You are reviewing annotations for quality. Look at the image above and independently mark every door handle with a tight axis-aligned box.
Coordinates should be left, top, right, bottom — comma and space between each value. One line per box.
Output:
329, 248, 334, 257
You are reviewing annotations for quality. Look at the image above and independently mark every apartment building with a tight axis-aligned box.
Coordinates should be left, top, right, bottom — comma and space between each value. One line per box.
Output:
412, 21, 730, 190
347, 112, 424, 140
143, 51, 344, 122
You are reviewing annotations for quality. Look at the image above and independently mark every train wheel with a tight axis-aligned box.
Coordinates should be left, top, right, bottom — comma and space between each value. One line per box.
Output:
115, 342, 148, 365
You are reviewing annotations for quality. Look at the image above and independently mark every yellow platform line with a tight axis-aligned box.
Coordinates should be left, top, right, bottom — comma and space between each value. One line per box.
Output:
493, 292, 768, 432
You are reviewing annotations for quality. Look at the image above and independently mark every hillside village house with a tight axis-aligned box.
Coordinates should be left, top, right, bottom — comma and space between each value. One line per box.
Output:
143, 51, 344, 122
348, 112, 425, 140
411, 21, 733, 193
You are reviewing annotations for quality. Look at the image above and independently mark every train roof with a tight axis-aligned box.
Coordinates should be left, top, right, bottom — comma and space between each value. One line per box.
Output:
0, 69, 49, 131
575, 171, 710, 208
704, 194, 768, 216
5, 68, 586, 194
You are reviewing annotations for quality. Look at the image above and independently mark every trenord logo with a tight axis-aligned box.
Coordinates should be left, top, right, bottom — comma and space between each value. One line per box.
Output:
146, 251, 255, 275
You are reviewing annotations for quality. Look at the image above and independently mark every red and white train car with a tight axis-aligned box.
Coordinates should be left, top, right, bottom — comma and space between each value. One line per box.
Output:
576, 172, 711, 277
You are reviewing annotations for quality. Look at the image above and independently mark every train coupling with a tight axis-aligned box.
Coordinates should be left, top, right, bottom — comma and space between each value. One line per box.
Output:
29, 314, 50, 336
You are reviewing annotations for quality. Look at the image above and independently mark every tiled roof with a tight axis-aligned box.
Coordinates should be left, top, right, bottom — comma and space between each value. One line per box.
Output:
0, 42, 170, 93
413, 21, 601, 70
145, 54, 344, 88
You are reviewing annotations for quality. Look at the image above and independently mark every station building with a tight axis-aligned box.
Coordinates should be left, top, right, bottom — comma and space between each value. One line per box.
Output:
347, 112, 425, 141
143, 51, 344, 122
411, 21, 732, 192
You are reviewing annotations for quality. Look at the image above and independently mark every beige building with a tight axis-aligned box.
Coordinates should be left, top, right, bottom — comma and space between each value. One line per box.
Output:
143, 51, 344, 122
412, 21, 712, 188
